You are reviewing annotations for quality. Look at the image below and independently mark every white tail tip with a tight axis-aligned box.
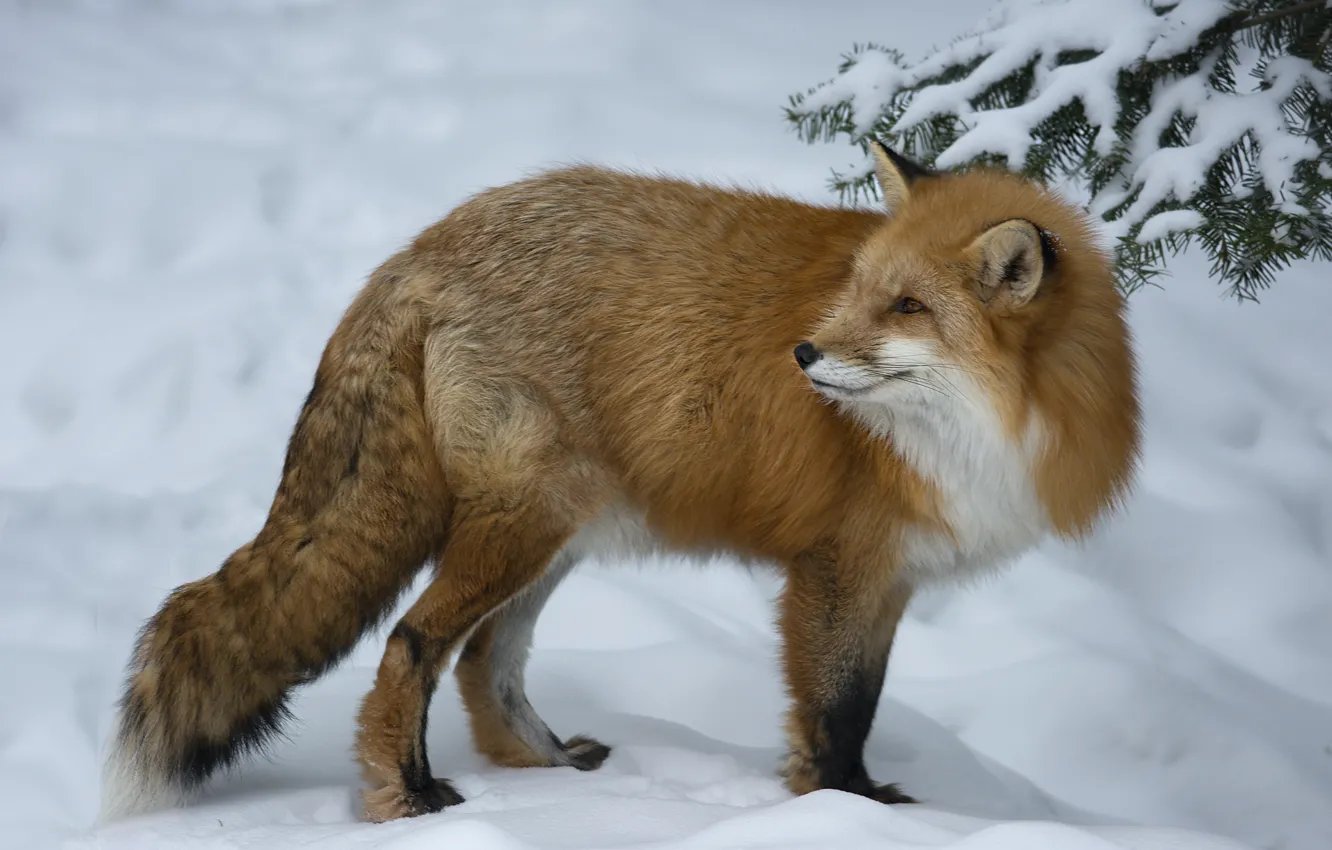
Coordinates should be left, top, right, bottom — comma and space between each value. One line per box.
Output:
97, 712, 186, 824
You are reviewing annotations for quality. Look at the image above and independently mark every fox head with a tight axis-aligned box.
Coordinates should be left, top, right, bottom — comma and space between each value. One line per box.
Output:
797, 141, 1124, 422
797, 141, 1140, 537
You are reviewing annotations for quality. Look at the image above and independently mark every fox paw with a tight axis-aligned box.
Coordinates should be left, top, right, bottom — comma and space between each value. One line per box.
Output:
362, 777, 464, 822
563, 734, 612, 771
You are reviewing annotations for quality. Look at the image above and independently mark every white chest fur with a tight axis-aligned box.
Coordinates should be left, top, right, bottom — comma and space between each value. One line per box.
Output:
852, 387, 1050, 586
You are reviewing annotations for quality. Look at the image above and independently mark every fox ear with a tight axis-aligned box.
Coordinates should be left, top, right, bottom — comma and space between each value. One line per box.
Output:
968, 219, 1049, 307
869, 140, 932, 213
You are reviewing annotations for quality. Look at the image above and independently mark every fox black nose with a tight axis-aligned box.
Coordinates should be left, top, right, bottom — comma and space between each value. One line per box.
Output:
794, 342, 821, 369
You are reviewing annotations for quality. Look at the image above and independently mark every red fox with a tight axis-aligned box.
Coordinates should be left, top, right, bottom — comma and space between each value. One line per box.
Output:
103, 143, 1140, 822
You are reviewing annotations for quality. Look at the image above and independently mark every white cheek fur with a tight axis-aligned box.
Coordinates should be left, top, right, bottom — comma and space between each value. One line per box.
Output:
875, 337, 944, 370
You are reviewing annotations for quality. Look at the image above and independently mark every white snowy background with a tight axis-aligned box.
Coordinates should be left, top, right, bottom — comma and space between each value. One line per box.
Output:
2, 2, 1331, 849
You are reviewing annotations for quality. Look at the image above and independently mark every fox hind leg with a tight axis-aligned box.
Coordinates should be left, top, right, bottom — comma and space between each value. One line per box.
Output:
455, 548, 611, 772
354, 483, 606, 821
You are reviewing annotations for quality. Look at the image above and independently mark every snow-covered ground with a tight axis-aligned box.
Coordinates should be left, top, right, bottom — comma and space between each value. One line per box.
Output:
2, 2, 1331, 849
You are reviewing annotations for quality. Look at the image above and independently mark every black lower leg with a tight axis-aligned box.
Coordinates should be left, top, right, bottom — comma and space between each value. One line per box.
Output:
393, 623, 464, 814
816, 667, 915, 804
812, 653, 913, 802
812, 661, 883, 796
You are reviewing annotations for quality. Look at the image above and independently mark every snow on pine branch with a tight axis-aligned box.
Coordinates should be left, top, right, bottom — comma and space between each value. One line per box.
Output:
787, 0, 1332, 300
1105, 54, 1326, 227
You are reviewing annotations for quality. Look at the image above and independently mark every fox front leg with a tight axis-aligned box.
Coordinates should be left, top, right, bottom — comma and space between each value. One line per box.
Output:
777, 551, 914, 804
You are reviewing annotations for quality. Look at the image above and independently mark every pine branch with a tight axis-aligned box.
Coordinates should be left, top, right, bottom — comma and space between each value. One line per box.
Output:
785, 0, 1332, 300
1233, 0, 1326, 32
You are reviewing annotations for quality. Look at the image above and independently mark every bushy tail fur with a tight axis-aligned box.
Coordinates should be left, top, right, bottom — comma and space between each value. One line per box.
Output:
101, 266, 452, 820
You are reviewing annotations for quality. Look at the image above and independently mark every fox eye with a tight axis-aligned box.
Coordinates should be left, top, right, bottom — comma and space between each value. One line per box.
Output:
893, 296, 925, 314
